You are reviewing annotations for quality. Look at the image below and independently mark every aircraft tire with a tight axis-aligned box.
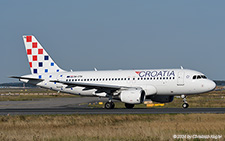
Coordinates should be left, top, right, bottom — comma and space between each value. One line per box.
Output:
182, 103, 189, 109
105, 102, 114, 109
125, 103, 135, 109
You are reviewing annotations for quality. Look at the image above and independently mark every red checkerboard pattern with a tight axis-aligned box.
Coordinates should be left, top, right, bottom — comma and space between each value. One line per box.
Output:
32, 42, 37, 48
33, 55, 37, 61
24, 35, 62, 74
27, 49, 32, 55
27, 36, 32, 42
38, 49, 43, 54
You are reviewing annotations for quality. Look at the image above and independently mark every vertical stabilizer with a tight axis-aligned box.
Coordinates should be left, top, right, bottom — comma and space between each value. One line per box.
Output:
23, 35, 63, 74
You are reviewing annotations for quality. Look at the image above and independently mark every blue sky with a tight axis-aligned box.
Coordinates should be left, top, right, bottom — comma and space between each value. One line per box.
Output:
0, 0, 225, 83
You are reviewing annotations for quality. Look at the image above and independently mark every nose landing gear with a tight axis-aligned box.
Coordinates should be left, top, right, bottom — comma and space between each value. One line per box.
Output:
104, 99, 115, 109
181, 95, 189, 109
104, 94, 115, 109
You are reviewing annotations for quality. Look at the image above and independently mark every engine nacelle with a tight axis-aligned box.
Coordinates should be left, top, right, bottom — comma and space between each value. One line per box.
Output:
146, 95, 174, 103
143, 85, 157, 95
120, 89, 146, 104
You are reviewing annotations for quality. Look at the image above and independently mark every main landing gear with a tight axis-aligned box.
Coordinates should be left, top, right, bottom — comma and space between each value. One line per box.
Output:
125, 103, 135, 109
181, 95, 189, 109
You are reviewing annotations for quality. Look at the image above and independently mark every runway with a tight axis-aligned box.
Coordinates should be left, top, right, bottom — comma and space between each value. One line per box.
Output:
0, 97, 224, 115
0, 108, 225, 115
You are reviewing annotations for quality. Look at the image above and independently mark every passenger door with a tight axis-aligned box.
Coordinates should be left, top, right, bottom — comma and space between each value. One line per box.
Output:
177, 71, 185, 86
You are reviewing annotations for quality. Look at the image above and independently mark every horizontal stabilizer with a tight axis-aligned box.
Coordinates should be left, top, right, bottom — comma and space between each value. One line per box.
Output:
10, 76, 44, 81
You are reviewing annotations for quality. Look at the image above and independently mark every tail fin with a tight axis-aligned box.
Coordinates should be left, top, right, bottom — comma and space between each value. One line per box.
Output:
23, 35, 63, 74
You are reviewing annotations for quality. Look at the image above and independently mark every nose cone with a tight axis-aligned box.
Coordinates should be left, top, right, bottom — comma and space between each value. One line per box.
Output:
207, 80, 216, 91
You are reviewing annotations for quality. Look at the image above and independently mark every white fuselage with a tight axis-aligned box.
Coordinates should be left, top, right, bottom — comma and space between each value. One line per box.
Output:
23, 69, 216, 97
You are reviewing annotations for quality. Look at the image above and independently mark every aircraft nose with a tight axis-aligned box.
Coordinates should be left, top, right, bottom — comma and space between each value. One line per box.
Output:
207, 80, 216, 91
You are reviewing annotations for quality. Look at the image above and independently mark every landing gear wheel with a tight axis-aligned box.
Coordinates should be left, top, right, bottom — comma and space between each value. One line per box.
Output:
182, 103, 189, 109
181, 95, 189, 109
105, 102, 115, 109
125, 103, 135, 109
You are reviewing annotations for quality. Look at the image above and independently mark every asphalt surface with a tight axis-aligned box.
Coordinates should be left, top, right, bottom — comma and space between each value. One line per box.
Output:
0, 108, 225, 115
0, 97, 224, 115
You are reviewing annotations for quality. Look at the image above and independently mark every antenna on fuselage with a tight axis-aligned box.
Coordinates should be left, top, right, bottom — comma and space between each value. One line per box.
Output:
94, 68, 98, 71
180, 66, 184, 69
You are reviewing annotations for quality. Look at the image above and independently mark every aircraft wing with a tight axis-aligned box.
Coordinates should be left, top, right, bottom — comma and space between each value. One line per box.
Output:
50, 80, 129, 91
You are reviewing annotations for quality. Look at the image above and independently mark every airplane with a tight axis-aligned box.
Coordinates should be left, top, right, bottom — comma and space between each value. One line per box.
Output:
11, 35, 216, 109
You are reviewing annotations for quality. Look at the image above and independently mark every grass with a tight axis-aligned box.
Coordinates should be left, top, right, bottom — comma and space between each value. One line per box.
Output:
0, 114, 224, 140
0, 88, 80, 101
0, 88, 56, 94
0, 95, 79, 101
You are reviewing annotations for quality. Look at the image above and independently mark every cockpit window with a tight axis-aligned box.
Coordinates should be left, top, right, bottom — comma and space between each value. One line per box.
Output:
193, 75, 207, 80
201, 75, 207, 79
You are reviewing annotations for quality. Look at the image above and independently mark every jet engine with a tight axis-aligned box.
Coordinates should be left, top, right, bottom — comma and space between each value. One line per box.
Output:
146, 95, 174, 103
120, 89, 145, 104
